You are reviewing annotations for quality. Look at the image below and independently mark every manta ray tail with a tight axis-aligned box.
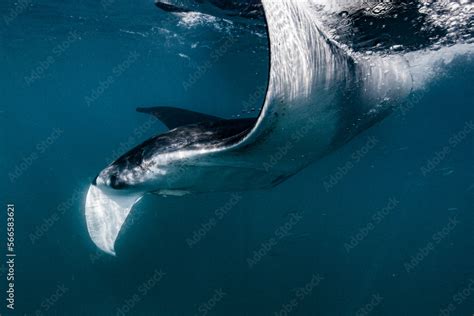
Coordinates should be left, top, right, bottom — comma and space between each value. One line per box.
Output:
85, 185, 143, 255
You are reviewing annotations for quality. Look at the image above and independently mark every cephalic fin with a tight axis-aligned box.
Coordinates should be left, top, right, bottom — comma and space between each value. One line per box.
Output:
85, 185, 143, 255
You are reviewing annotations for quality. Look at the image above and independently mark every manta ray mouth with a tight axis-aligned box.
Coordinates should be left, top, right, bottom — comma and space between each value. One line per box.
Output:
85, 185, 143, 255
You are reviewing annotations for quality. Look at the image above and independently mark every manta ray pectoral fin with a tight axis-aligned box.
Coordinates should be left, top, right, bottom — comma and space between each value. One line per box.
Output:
154, 2, 191, 13
85, 185, 143, 255
136, 106, 224, 130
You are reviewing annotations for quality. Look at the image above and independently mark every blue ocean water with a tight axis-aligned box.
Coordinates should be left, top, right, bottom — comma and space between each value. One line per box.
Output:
1, 0, 474, 315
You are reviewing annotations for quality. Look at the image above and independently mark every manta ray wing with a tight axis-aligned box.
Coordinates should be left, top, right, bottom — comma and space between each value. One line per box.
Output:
85, 0, 409, 255
86, 0, 471, 255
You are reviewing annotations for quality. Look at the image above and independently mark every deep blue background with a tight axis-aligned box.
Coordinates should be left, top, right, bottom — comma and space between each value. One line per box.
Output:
1, 0, 473, 315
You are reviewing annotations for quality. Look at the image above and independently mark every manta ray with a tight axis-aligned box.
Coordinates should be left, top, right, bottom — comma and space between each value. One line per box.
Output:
85, 0, 473, 255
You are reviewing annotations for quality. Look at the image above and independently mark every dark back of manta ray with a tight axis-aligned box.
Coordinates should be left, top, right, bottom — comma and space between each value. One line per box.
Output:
155, 0, 445, 52
155, 0, 265, 19
334, 0, 445, 52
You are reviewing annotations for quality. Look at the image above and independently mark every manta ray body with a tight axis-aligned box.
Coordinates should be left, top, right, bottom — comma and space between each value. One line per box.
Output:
85, 0, 472, 255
